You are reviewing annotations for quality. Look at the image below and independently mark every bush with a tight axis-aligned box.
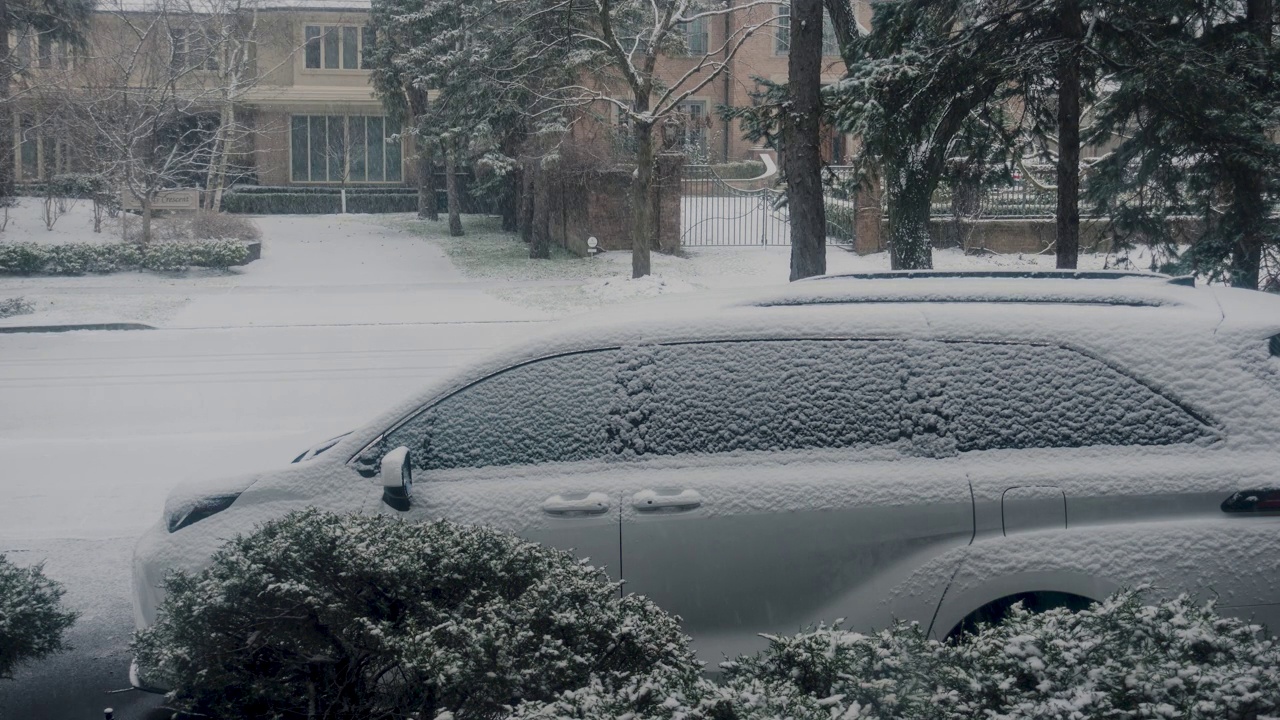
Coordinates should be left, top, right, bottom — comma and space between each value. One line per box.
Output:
0, 297, 34, 319
0, 239, 247, 275
0, 553, 78, 679
133, 510, 698, 720
825, 198, 857, 242
515, 589, 1280, 720
221, 189, 419, 214
0, 243, 47, 274
709, 161, 767, 180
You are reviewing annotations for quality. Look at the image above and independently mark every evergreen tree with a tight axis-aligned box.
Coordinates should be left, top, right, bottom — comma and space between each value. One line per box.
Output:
824, 0, 1016, 269
1087, 0, 1279, 288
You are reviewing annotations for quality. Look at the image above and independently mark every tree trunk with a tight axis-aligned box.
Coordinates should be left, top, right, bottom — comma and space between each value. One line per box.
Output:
0, 0, 14, 200
786, 0, 827, 281
1229, 0, 1272, 288
520, 160, 534, 244
1055, 0, 1083, 269
141, 195, 154, 246
418, 140, 438, 221
530, 163, 550, 259
631, 120, 655, 278
501, 170, 518, 232
205, 98, 236, 212
445, 137, 463, 237
885, 166, 935, 270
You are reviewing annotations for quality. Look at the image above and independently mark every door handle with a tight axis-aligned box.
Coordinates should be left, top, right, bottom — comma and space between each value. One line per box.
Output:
541, 492, 611, 516
631, 488, 703, 512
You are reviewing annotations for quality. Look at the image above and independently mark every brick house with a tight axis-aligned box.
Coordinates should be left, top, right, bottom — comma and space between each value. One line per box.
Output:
8, 0, 869, 188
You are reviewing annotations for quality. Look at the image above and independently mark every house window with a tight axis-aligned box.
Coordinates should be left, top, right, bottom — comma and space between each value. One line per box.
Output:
680, 16, 708, 55
10, 29, 73, 70
676, 100, 709, 159
775, 4, 839, 57
290, 115, 402, 183
304, 24, 369, 69
171, 28, 219, 71
17, 114, 73, 181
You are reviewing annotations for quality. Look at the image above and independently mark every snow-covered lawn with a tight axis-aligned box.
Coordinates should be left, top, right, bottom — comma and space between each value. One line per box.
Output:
398, 213, 1157, 314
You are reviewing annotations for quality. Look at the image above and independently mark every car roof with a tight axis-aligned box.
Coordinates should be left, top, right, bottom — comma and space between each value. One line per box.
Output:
344, 273, 1280, 452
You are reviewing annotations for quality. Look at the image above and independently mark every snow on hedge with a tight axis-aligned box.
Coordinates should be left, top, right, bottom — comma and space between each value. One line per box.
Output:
512, 589, 1280, 720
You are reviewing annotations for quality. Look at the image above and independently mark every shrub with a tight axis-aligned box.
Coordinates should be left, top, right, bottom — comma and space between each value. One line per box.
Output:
825, 198, 857, 242
133, 510, 699, 720
514, 589, 1280, 720
0, 297, 34, 319
0, 553, 78, 679
0, 240, 248, 275
0, 243, 47, 274
708, 161, 767, 180
221, 187, 420, 214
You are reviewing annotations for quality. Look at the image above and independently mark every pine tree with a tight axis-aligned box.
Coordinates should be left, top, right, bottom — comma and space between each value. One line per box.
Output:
825, 0, 1015, 269
1086, 0, 1280, 288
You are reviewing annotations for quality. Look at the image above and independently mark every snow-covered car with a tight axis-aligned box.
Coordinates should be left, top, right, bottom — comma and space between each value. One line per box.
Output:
132, 270, 1280, 684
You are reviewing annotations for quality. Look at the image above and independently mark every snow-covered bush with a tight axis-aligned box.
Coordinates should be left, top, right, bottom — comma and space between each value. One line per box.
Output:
946, 590, 1280, 720
0, 296, 35, 319
0, 553, 77, 679
511, 589, 1280, 720
0, 239, 247, 274
133, 509, 698, 720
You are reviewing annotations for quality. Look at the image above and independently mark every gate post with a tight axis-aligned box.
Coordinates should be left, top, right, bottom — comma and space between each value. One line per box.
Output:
655, 152, 684, 254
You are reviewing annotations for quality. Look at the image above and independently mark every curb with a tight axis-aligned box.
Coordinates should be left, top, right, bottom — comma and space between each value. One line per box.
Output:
0, 323, 156, 334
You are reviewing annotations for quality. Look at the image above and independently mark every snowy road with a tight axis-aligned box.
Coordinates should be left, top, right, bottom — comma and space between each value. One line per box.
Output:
0, 212, 556, 718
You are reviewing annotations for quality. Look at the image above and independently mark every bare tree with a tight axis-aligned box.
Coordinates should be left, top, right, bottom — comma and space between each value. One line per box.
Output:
62, 0, 226, 244
521, 0, 783, 277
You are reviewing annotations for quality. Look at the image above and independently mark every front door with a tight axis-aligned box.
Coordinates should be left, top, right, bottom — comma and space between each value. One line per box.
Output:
363, 349, 625, 579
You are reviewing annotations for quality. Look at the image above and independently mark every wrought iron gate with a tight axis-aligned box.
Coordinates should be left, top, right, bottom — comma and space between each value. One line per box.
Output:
681, 164, 857, 247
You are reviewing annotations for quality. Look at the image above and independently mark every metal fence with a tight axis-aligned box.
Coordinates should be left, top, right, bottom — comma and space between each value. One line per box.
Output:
681, 165, 857, 247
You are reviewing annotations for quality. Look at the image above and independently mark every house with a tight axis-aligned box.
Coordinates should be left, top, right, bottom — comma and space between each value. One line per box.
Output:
7, 0, 867, 190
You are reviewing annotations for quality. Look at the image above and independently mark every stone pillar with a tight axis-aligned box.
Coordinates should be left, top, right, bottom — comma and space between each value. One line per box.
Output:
655, 152, 684, 254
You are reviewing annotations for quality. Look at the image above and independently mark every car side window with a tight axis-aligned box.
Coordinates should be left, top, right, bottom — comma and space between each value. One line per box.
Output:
371, 350, 620, 473
928, 342, 1214, 450
616, 339, 1214, 459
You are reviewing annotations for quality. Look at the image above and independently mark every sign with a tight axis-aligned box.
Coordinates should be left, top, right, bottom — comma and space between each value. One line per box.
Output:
121, 188, 200, 211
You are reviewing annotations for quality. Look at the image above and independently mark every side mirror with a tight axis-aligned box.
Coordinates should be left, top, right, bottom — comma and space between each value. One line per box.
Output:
380, 446, 412, 511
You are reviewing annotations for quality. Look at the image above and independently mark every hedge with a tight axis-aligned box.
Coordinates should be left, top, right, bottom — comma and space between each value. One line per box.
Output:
0, 240, 249, 275
222, 190, 419, 214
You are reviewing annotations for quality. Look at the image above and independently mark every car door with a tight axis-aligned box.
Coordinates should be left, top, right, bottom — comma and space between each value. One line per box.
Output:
613, 339, 976, 664
356, 349, 625, 580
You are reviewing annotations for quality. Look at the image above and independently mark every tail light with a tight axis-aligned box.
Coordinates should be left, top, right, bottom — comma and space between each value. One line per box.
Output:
1221, 489, 1280, 513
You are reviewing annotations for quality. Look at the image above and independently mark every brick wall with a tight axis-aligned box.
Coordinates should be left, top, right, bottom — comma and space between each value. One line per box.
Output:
534, 153, 683, 256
